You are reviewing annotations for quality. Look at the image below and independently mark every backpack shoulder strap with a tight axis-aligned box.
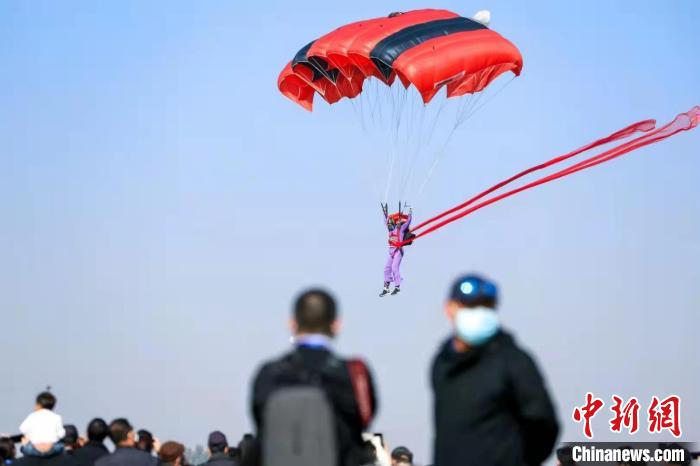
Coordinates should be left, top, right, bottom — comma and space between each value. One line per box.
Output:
346, 358, 373, 428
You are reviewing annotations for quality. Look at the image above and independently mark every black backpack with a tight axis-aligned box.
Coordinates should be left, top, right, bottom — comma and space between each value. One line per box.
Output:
262, 386, 337, 466
262, 354, 339, 466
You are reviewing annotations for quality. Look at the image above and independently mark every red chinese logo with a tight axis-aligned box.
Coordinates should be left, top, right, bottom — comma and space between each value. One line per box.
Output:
648, 395, 681, 437
609, 395, 640, 434
573, 393, 682, 438
572, 392, 604, 438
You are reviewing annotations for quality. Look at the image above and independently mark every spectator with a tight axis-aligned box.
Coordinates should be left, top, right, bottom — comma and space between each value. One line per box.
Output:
15, 453, 76, 466
15, 439, 76, 466
556, 446, 577, 466
19, 392, 66, 457
159, 442, 185, 466
61, 426, 80, 455
1, 437, 17, 465
136, 431, 154, 455
226, 447, 239, 464
431, 274, 559, 466
359, 441, 377, 466
251, 289, 378, 466
202, 432, 236, 466
94, 419, 158, 466
236, 436, 258, 466
390, 447, 412, 466
73, 419, 109, 466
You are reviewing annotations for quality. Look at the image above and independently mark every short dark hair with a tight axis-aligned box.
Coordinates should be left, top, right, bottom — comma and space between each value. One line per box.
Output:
63, 425, 79, 446
36, 391, 56, 410
227, 447, 240, 460
293, 289, 337, 335
108, 418, 133, 445
136, 429, 154, 453
210, 443, 227, 454
87, 418, 109, 442
360, 441, 377, 465
391, 446, 413, 464
237, 434, 260, 466
0, 437, 16, 461
557, 446, 577, 466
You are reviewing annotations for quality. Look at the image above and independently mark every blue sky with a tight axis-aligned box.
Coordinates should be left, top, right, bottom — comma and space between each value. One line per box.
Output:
1, 1, 698, 462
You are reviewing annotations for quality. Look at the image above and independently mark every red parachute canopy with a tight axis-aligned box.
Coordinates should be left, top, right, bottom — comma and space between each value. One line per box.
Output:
278, 9, 523, 110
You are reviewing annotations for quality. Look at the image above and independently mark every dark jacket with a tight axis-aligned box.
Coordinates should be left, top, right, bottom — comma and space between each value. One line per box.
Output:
15, 454, 76, 466
252, 345, 378, 466
72, 442, 109, 466
432, 331, 559, 466
203, 453, 238, 466
94, 447, 159, 466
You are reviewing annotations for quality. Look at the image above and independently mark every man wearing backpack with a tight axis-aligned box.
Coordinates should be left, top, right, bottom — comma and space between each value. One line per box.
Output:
251, 289, 378, 466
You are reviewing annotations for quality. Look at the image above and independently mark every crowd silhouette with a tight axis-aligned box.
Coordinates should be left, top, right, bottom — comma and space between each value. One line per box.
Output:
3, 277, 695, 466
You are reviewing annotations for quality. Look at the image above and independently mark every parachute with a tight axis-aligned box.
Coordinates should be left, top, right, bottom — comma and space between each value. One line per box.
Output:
278, 9, 523, 203
278, 9, 522, 110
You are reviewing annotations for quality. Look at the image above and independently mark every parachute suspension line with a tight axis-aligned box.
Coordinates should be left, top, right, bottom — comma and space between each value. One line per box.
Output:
403, 87, 422, 197
385, 82, 408, 204
460, 75, 515, 128
425, 95, 449, 146
418, 94, 475, 198
416, 76, 516, 198
349, 96, 367, 135
376, 78, 387, 127
400, 101, 428, 198
384, 145, 399, 204
370, 79, 383, 126
415, 95, 475, 198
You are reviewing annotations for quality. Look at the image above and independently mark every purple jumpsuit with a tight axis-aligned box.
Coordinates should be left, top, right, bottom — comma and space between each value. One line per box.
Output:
384, 212, 412, 286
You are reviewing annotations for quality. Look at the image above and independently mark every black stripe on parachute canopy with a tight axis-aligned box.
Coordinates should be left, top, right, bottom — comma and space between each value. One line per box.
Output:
370, 17, 487, 81
292, 40, 339, 83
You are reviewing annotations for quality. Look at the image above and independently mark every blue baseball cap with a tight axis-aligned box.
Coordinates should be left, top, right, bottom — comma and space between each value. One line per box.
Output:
449, 274, 498, 308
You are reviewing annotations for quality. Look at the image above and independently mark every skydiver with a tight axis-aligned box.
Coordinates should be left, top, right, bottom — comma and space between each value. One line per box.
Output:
380, 203, 413, 297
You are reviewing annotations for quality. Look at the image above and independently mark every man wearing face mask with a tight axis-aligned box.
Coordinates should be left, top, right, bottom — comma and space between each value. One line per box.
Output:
431, 274, 559, 466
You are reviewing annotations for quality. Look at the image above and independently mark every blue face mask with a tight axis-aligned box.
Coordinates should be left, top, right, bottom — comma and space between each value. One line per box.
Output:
455, 308, 500, 346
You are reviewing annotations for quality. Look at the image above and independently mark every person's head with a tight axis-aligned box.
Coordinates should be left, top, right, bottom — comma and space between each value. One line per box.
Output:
136, 429, 154, 453
291, 289, 339, 338
445, 274, 500, 348
0, 437, 16, 461
391, 446, 413, 466
227, 447, 240, 461
159, 441, 185, 466
62, 425, 80, 451
237, 435, 259, 466
360, 441, 377, 465
207, 431, 228, 456
108, 418, 135, 447
556, 446, 577, 466
86, 418, 109, 443
35, 391, 56, 411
